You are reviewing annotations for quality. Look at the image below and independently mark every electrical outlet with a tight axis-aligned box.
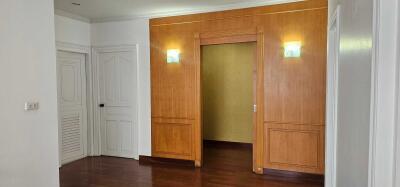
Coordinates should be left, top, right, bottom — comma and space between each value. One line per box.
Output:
24, 102, 39, 111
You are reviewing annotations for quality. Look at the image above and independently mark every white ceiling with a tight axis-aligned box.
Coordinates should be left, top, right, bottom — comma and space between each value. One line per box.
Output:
54, 0, 299, 22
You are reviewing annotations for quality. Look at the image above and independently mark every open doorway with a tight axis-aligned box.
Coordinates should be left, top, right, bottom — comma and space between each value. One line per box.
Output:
201, 42, 256, 171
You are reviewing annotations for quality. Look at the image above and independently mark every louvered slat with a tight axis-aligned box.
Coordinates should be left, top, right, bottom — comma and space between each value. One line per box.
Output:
62, 113, 81, 157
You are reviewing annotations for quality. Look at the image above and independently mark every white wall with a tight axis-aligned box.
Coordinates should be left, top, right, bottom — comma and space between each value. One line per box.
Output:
91, 19, 151, 156
0, 0, 59, 186
329, 0, 399, 186
55, 15, 91, 46
328, 0, 373, 186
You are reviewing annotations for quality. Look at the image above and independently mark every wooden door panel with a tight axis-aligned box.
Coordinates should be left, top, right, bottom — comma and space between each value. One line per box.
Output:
269, 129, 319, 167
152, 122, 193, 160
150, 24, 197, 119
262, 9, 327, 126
264, 123, 324, 174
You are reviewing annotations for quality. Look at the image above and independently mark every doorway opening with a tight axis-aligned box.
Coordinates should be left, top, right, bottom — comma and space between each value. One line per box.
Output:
201, 42, 257, 171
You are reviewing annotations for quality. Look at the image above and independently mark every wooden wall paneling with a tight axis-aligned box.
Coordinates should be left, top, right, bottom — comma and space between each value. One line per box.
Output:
199, 28, 257, 44
149, 0, 327, 26
253, 27, 265, 174
150, 25, 196, 119
262, 9, 327, 125
152, 117, 195, 160
199, 16, 256, 34
194, 33, 202, 166
259, 7, 327, 175
150, 0, 328, 174
151, 22, 200, 160
200, 35, 257, 46
152, 121, 193, 160
264, 123, 325, 174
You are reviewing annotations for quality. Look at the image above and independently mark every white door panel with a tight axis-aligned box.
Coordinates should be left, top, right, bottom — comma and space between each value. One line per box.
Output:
97, 49, 137, 159
57, 51, 87, 165
60, 111, 84, 161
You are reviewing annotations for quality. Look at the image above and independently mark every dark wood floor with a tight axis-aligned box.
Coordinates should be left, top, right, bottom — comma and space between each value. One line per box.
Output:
60, 141, 324, 187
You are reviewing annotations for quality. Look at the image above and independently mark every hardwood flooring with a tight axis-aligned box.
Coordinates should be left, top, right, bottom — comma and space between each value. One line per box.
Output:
60, 141, 324, 187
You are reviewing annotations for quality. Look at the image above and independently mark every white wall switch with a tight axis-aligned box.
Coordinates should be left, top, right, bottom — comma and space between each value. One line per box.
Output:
24, 102, 39, 111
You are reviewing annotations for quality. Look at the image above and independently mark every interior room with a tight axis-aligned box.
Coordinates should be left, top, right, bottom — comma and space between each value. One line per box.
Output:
201, 42, 256, 168
1, 0, 400, 187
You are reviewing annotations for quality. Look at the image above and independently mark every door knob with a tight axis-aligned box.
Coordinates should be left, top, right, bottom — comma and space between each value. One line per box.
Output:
99, 104, 105, 108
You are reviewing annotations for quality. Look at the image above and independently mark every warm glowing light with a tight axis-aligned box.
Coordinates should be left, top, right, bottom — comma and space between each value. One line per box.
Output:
284, 41, 302, 58
167, 49, 180, 63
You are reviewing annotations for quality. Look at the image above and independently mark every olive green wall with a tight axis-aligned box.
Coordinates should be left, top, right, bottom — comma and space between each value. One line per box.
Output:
202, 42, 255, 143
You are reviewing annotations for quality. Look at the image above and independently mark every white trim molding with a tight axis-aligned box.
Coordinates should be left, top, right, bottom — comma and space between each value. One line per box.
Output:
368, 0, 380, 185
55, 9, 90, 23
56, 41, 90, 54
325, 5, 341, 187
395, 0, 400, 185
369, 0, 399, 186
395, 49, 400, 187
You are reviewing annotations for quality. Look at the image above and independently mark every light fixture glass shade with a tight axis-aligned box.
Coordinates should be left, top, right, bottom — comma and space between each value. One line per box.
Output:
167, 49, 180, 63
284, 41, 302, 58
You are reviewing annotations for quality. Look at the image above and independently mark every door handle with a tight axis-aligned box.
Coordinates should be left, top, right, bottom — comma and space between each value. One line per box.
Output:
99, 104, 105, 108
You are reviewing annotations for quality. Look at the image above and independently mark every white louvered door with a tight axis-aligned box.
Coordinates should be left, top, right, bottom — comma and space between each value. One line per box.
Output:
57, 51, 87, 165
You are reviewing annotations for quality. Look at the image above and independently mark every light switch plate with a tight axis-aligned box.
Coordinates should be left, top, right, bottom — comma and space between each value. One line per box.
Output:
25, 102, 39, 111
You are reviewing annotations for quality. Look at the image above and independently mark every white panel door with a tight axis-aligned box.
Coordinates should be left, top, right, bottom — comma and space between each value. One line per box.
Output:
98, 50, 137, 158
57, 51, 87, 165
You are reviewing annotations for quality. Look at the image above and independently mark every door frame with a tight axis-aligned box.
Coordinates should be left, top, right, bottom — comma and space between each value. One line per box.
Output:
396, 1, 400, 185
92, 45, 140, 159
56, 41, 93, 166
193, 27, 265, 174
369, 0, 400, 186
325, 5, 340, 187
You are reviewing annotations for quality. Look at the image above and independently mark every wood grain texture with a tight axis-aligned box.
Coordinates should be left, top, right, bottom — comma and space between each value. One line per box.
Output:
150, 0, 327, 174
262, 9, 327, 125
264, 123, 325, 174
255, 28, 266, 174
193, 33, 202, 166
60, 142, 324, 187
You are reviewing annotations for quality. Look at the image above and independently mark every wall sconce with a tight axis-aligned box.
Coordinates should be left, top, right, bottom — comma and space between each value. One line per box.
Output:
167, 49, 180, 64
284, 41, 302, 58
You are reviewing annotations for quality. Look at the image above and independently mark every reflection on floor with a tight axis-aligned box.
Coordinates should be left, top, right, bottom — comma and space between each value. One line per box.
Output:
60, 141, 324, 187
